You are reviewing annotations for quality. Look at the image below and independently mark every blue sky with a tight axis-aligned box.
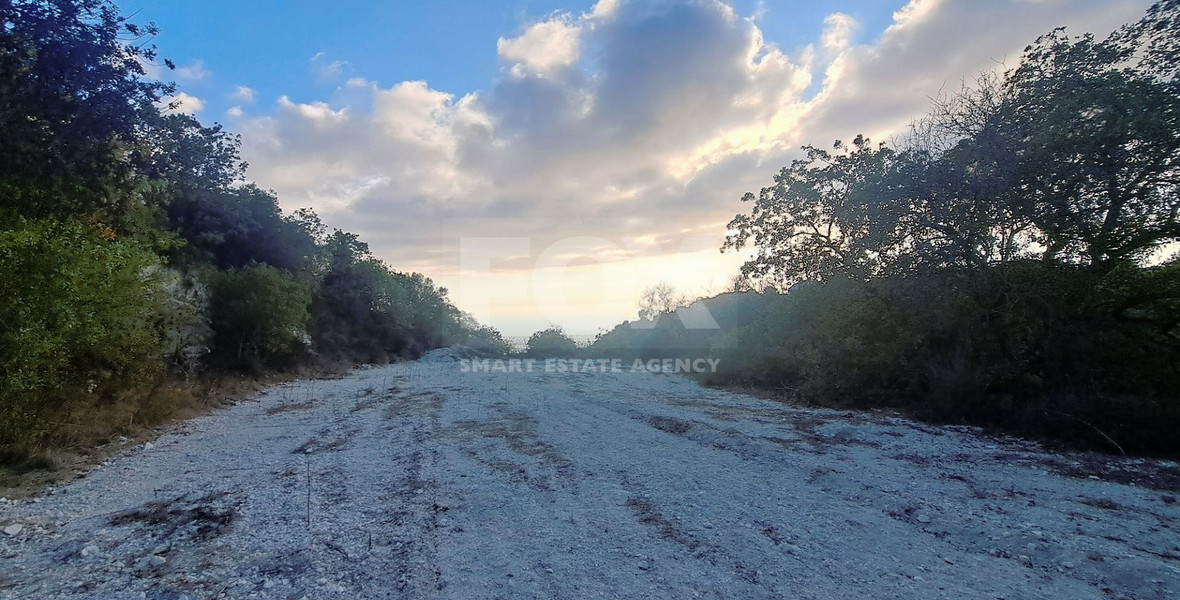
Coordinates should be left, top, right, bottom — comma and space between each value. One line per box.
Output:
119, 0, 1153, 335
122, 0, 899, 117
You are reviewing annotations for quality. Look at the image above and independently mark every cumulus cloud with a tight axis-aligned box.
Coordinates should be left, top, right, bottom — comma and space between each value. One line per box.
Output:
798, 0, 1148, 145
821, 13, 858, 54
497, 15, 582, 77
233, 0, 1153, 331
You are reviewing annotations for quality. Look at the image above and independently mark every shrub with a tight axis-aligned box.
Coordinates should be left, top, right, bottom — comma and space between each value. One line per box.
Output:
708, 262, 1180, 455
462, 322, 512, 356
588, 292, 776, 360
525, 326, 579, 357
208, 264, 311, 371
0, 219, 167, 446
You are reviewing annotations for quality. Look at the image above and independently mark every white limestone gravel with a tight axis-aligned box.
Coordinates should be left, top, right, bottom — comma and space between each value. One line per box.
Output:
1, 350, 1178, 599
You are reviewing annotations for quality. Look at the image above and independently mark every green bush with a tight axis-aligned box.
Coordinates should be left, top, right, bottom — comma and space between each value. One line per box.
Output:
0, 219, 167, 445
309, 254, 466, 363
708, 262, 1180, 455
208, 264, 311, 371
525, 326, 579, 357
461, 320, 512, 356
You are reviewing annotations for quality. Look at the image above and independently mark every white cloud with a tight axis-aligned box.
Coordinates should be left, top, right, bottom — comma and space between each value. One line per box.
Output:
586, 0, 621, 20
821, 13, 858, 53
232, 0, 1154, 332
497, 15, 582, 77
175, 60, 210, 82
374, 81, 457, 147
797, 0, 1150, 146
230, 86, 256, 103
277, 96, 348, 124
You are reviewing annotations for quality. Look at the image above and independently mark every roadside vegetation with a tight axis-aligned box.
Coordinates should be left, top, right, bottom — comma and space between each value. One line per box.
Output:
588, 2, 1180, 457
0, 0, 502, 467
5, 0, 1179, 473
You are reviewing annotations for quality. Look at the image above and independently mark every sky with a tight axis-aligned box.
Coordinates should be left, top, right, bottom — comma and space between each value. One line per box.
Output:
120, 0, 1154, 336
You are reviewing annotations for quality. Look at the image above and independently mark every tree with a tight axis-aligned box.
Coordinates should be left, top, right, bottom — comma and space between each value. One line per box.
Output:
162, 184, 317, 271
0, 0, 172, 223
637, 281, 688, 319
0, 219, 167, 443
925, 5, 1180, 268
990, 20, 1180, 267
308, 229, 465, 362
134, 110, 245, 194
458, 312, 512, 356
903, 136, 1034, 269
727, 272, 765, 293
1111, 0, 1180, 82
722, 136, 912, 286
208, 264, 311, 370
726, 1, 1180, 282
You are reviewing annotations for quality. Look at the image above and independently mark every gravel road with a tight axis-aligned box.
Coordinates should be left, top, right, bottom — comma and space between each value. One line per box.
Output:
2, 352, 1178, 599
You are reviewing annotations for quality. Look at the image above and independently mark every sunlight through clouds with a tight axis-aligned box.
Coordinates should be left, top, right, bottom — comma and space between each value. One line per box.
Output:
229, 0, 1151, 332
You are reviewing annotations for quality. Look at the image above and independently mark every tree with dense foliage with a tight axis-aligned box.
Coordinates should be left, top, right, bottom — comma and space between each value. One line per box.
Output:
0, 0, 501, 456
458, 313, 512, 355
0, 219, 166, 444
714, 2, 1180, 455
993, 26, 1180, 266
208, 264, 312, 371
0, 0, 172, 223
723, 136, 923, 285
727, 4, 1180, 283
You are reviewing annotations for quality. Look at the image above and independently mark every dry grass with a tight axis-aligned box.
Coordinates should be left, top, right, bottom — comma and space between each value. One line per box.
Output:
0, 363, 349, 499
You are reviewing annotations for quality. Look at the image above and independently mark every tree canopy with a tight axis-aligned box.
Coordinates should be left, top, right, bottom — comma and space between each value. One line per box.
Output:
0, 0, 501, 451
725, 3, 1180, 285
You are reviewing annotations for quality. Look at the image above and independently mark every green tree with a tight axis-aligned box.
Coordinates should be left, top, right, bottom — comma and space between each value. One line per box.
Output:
991, 19, 1180, 266
208, 264, 311, 370
726, 2, 1180, 284
133, 111, 245, 194
0, 0, 171, 223
458, 313, 512, 356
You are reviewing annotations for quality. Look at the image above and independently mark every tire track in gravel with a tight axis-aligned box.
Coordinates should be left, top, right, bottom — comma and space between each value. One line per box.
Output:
303, 382, 451, 598
2, 359, 1179, 600
411, 367, 1179, 600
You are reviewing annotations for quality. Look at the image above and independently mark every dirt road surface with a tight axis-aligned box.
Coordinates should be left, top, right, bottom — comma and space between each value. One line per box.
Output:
2, 353, 1178, 599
